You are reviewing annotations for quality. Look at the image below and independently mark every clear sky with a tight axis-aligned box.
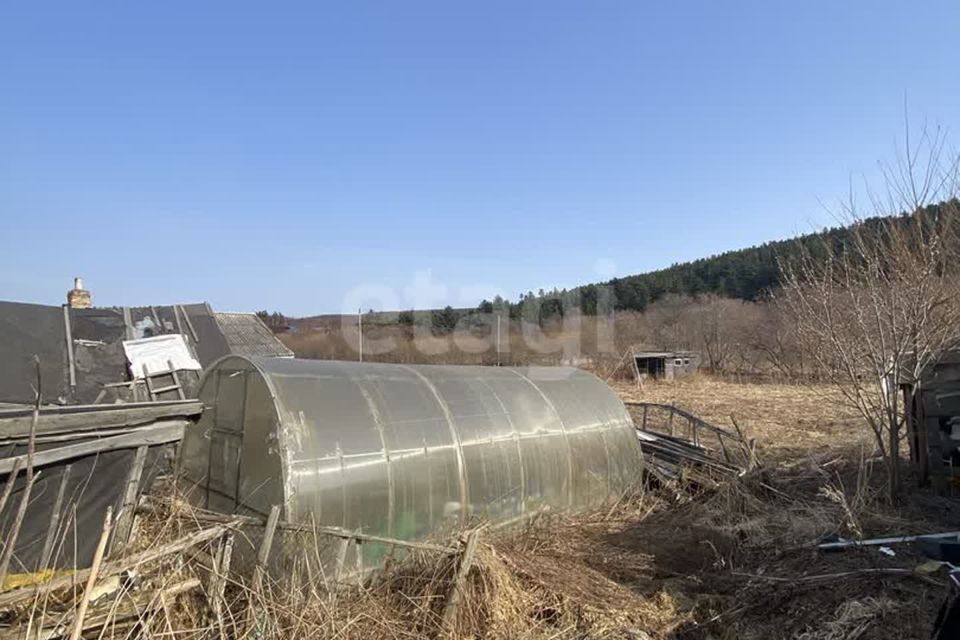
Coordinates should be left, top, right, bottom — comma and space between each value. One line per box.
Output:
1, 1, 958, 316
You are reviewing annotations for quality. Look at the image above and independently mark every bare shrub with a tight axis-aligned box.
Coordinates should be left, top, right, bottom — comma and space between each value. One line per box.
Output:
779, 123, 960, 499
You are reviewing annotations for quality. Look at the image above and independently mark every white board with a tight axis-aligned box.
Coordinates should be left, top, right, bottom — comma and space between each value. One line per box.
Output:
123, 334, 201, 379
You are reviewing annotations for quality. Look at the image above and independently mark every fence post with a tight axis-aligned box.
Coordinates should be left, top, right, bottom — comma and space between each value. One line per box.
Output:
252, 505, 281, 594
246, 505, 280, 634
68, 507, 113, 640
441, 529, 481, 634
354, 535, 364, 583
328, 535, 352, 604
111, 445, 149, 557
210, 532, 234, 638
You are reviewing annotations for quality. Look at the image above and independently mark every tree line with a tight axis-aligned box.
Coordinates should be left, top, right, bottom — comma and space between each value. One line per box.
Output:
264, 199, 958, 338
499, 200, 957, 318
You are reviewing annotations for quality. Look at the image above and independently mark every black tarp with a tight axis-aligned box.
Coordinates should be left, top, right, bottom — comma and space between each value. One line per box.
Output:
0, 302, 70, 405
180, 304, 232, 368
0, 442, 172, 571
0, 298, 231, 571
71, 307, 130, 405
0, 301, 233, 405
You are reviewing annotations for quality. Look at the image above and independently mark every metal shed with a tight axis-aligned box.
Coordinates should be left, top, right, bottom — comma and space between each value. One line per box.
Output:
179, 357, 642, 543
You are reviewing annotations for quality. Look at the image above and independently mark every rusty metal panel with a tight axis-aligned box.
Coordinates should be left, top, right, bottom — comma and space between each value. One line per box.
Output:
179, 357, 643, 545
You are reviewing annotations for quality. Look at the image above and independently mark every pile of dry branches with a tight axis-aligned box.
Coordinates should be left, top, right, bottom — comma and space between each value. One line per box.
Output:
0, 480, 687, 640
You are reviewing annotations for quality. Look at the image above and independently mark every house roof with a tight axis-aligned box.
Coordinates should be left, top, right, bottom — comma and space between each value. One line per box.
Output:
0, 301, 234, 405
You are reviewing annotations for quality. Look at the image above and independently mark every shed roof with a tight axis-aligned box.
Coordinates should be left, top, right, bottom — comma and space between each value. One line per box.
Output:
633, 350, 698, 358
213, 312, 293, 358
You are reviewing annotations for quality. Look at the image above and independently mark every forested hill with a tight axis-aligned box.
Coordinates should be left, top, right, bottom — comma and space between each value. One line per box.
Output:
558, 201, 955, 313
597, 236, 788, 309
269, 202, 955, 327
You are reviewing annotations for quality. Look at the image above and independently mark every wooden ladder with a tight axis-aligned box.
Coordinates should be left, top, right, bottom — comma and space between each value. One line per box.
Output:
142, 360, 187, 401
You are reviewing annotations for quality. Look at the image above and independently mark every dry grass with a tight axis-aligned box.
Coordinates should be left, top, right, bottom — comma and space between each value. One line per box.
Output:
3, 375, 957, 639
241, 514, 691, 640
615, 374, 871, 460
14, 476, 948, 639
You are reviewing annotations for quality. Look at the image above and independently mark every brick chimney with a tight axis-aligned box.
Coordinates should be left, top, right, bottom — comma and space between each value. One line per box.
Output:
67, 277, 92, 309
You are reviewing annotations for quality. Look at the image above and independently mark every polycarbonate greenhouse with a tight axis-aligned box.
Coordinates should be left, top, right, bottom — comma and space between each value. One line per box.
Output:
179, 357, 643, 543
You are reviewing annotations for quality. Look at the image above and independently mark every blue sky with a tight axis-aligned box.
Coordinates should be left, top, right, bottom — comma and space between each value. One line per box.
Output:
1, 1, 958, 316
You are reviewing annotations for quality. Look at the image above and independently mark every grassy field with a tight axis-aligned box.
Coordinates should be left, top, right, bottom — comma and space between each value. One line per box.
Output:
614, 374, 871, 460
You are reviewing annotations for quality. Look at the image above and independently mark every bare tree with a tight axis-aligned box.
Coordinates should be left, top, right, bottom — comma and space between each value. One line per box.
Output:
779, 123, 960, 499
750, 300, 807, 380
685, 295, 761, 374
644, 294, 697, 350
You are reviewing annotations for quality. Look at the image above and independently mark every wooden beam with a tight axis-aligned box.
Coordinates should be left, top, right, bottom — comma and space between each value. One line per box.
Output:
209, 533, 234, 633
172, 304, 185, 336
0, 427, 147, 447
0, 420, 187, 475
0, 457, 22, 515
354, 535, 363, 581
151, 502, 457, 553
440, 528, 482, 633
38, 463, 72, 571
327, 535, 352, 604
122, 307, 134, 341
0, 470, 40, 584
624, 401, 743, 442
0, 373, 40, 587
251, 504, 281, 594
332, 536, 350, 585
110, 445, 149, 557
179, 305, 199, 343
63, 305, 76, 389
2, 578, 202, 640
0, 400, 202, 439
246, 505, 281, 631
169, 360, 186, 401
0, 521, 236, 608
68, 507, 113, 640
143, 364, 157, 401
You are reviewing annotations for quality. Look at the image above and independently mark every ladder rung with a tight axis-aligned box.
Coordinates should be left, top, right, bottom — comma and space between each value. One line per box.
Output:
150, 384, 182, 393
